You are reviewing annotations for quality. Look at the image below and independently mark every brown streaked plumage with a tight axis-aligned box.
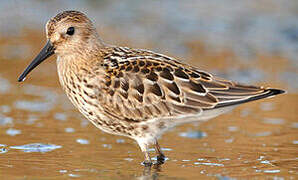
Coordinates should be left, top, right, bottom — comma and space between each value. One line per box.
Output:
18, 10, 285, 166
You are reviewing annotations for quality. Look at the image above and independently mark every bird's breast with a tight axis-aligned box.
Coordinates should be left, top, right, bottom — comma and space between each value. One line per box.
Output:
56, 57, 105, 122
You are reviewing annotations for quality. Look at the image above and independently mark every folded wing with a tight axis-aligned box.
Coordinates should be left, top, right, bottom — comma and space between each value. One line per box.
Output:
95, 48, 284, 122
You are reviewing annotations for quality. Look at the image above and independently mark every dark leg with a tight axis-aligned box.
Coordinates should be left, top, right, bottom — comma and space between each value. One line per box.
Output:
154, 140, 165, 163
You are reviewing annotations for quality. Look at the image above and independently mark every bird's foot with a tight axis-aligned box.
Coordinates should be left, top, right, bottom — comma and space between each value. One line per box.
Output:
157, 154, 165, 163
142, 160, 153, 167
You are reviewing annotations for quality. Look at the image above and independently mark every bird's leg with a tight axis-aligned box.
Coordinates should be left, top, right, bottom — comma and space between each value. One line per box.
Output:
154, 140, 165, 163
138, 141, 152, 167
143, 150, 152, 167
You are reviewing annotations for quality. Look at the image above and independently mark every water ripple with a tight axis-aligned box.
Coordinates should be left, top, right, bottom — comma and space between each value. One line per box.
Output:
0, 76, 11, 94
65, 127, 75, 133
76, 139, 89, 145
0, 114, 13, 125
0, 105, 11, 113
10, 143, 62, 153
194, 162, 224, 167
54, 113, 68, 121
263, 169, 281, 173
179, 131, 207, 139
262, 118, 285, 125
14, 85, 58, 112
6, 128, 21, 136
260, 102, 274, 111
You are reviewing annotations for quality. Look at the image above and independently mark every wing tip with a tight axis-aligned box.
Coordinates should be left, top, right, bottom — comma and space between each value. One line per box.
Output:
266, 88, 286, 96
214, 87, 285, 109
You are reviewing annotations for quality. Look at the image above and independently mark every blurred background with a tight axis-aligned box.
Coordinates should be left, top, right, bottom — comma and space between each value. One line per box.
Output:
1, 0, 298, 89
0, 1, 297, 179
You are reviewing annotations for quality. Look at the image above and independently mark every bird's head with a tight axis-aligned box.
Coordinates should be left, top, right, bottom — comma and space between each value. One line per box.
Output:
18, 10, 101, 82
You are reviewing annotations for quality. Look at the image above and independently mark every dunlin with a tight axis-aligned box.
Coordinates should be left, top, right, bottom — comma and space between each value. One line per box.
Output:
18, 11, 285, 166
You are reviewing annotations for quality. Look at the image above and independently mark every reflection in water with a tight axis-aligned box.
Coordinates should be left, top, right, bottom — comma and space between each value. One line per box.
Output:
138, 164, 163, 180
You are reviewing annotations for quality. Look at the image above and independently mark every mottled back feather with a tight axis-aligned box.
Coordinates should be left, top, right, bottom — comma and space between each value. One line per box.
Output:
86, 46, 280, 122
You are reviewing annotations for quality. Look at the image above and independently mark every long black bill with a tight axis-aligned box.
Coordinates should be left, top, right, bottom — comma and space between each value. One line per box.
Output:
18, 40, 55, 82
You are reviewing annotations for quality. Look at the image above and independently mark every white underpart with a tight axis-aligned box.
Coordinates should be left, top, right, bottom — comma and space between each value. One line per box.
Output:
134, 105, 236, 152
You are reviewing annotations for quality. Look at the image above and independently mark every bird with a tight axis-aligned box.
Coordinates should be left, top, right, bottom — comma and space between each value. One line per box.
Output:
18, 10, 285, 166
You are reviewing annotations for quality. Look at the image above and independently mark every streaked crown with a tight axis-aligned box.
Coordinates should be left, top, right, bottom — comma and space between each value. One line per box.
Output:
45, 10, 101, 57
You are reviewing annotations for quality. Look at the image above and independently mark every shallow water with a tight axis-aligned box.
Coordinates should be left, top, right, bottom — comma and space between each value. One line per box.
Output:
0, 1, 298, 179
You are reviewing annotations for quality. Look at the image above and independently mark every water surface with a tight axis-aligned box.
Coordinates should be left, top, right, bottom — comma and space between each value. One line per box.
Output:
0, 1, 297, 179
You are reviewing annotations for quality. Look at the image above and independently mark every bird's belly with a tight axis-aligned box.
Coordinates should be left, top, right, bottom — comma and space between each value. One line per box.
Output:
65, 90, 125, 134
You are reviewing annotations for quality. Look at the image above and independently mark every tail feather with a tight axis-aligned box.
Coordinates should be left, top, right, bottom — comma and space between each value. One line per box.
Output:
214, 88, 285, 109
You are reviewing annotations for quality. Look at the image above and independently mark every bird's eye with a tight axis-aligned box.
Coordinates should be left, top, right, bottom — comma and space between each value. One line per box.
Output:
66, 27, 75, 35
